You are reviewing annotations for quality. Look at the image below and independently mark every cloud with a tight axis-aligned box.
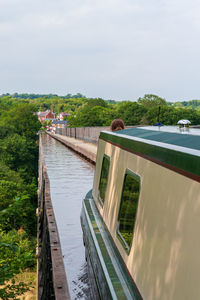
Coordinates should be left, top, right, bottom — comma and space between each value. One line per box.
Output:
0, 0, 200, 100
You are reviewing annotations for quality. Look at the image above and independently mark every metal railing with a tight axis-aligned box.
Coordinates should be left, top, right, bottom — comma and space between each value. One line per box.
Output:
56, 126, 135, 144
56, 126, 110, 144
37, 134, 70, 299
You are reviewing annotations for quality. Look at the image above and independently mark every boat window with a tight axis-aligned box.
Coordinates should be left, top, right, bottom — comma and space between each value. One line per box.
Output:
117, 170, 140, 252
98, 155, 110, 206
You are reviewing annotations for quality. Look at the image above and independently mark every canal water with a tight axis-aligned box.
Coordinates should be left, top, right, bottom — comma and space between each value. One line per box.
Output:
41, 134, 94, 299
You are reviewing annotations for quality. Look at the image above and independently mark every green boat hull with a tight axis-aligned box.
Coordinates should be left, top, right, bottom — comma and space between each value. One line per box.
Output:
80, 190, 142, 300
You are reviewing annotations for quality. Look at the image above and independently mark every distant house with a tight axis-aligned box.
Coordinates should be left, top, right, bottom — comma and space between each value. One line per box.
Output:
57, 112, 70, 121
37, 110, 56, 122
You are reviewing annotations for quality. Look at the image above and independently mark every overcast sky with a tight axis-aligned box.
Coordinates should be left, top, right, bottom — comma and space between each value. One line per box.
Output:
1, 0, 200, 101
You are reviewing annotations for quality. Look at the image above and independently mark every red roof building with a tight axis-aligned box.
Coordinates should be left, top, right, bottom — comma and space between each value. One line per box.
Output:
37, 110, 56, 122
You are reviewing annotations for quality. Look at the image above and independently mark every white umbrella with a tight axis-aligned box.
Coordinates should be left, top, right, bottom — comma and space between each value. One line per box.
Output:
177, 119, 191, 125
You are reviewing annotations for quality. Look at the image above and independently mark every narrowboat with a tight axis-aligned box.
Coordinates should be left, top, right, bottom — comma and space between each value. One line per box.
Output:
80, 126, 200, 299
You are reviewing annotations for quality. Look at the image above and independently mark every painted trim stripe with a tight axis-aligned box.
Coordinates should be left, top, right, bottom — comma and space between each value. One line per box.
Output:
83, 200, 122, 299
102, 129, 200, 156
106, 129, 200, 155
100, 132, 200, 183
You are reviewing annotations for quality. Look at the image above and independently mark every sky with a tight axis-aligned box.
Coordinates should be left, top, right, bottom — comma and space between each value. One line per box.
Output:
1, 0, 200, 101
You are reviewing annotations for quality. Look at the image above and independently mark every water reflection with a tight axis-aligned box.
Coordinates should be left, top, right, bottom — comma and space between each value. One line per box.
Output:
41, 134, 94, 299
72, 263, 91, 299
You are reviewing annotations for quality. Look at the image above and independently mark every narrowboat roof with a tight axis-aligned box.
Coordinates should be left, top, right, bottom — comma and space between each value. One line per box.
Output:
100, 126, 200, 152
120, 126, 200, 150
99, 126, 200, 181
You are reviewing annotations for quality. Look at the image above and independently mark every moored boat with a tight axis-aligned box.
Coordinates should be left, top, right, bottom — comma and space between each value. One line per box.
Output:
81, 126, 200, 299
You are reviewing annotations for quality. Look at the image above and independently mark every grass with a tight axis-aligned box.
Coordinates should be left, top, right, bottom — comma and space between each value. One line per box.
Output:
14, 271, 36, 300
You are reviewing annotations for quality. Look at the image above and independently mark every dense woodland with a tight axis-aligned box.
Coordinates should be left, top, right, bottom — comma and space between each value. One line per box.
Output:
1, 93, 200, 127
0, 100, 41, 298
0, 92, 200, 297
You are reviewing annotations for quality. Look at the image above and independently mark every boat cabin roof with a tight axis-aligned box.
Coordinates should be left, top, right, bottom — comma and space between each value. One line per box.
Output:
99, 126, 200, 181
101, 126, 200, 152
117, 126, 200, 150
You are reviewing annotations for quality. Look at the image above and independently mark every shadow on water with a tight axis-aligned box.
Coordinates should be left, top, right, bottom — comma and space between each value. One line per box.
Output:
72, 263, 93, 300
41, 134, 94, 299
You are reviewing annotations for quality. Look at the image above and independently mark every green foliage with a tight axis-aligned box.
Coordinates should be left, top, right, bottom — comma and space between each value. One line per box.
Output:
0, 163, 23, 184
116, 101, 147, 125
0, 101, 39, 298
66, 94, 200, 127
0, 180, 23, 211
0, 230, 35, 299
0, 281, 29, 300
145, 106, 200, 125
1, 103, 41, 140
0, 124, 13, 139
0, 195, 36, 235
3, 92, 200, 127
138, 94, 167, 108
0, 134, 38, 182
43, 119, 52, 126
170, 99, 200, 109
105, 99, 117, 104
86, 98, 108, 108
0, 230, 36, 280
68, 105, 115, 127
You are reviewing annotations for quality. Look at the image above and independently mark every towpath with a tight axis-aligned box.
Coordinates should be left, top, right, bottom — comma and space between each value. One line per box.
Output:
47, 132, 97, 164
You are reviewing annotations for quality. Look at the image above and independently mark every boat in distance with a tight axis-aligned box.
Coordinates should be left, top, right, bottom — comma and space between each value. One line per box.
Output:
81, 126, 200, 299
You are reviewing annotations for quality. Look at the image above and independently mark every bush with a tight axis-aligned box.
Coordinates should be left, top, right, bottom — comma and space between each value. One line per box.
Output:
0, 229, 36, 299
0, 195, 37, 236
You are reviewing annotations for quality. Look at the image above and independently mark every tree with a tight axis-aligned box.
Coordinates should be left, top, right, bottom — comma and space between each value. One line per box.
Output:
137, 94, 167, 108
68, 105, 114, 127
144, 106, 200, 125
116, 101, 147, 125
2, 104, 41, 140
0, 134, 38, 182
86, 98, 108, 108
0, 101, 40, 298
0, 230, 35, 299
0, 195, 37, 235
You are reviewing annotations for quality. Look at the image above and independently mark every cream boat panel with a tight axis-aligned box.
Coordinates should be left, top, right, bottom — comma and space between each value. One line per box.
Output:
92, 139, 108, 215
129, 164, 200, 300
93, 139, 200, 300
